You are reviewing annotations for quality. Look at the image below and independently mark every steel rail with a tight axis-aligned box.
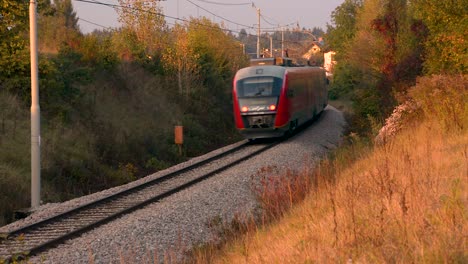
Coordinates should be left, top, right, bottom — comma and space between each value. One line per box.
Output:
2, 141, 249, 239
0, 141, 278, 262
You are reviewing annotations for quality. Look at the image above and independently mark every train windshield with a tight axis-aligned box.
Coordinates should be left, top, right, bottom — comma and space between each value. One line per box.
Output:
236, 77, 282, 97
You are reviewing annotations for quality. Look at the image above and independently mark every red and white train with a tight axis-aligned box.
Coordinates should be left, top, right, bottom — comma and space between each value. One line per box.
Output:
232, 58, 328, 139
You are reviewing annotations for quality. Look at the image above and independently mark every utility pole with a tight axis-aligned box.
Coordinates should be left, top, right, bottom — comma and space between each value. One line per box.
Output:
30, 0, 41, 208
270, 37, 273, 57
251, 3, 261, 58
281, 27, 284, 57
256, 8, 260, 58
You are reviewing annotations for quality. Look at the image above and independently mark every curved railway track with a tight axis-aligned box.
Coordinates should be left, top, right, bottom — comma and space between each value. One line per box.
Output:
0, 140, 279, 262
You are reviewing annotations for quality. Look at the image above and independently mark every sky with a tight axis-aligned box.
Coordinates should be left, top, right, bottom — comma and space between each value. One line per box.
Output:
73, 0, 344, 34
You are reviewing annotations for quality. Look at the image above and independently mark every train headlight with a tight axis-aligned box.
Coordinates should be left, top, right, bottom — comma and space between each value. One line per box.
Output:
241, 106, 249, 112
269, 104, 276, 111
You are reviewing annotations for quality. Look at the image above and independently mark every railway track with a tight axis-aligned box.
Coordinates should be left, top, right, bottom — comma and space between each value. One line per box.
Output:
0, 140, 279, 262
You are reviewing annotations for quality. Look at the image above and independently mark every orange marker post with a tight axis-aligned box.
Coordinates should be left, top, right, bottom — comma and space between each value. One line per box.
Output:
175, 126, 183, 155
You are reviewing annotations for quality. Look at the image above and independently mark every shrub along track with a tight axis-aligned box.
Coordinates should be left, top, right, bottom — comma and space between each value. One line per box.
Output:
0, 140, 280, 262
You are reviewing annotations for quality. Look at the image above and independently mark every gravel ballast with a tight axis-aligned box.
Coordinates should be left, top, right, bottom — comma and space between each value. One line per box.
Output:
2, 105, 345, 263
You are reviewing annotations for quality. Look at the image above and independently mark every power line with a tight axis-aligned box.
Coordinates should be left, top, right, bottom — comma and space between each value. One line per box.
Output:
259, 14, 295, 29
194, 0, 252, 6
259, 17, 296, 30
78, 17, 113, 30
185, 0, 290, 30
73, 0, 225, 28
184, 0, 254, 29
75, 0, 215, 29
76, 0, 290, 34
260, 13, 277, 26
73, 0, 309, 46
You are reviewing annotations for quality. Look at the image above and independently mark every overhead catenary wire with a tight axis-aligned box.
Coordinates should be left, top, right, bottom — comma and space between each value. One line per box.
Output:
77, 0, 295, 34
184, 0, 254, 29
85, 0, 256, 31
72, 0, 222, 34
74, 0, 253, 33
78, 17, 113, 30
86, 18, 211, 36
260, 13, 278, 27
73, 0, 310, 46
184, 0, 291, 30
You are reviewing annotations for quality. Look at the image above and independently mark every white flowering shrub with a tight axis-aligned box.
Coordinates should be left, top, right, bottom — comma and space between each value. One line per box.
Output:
375, 75, 468, 145
375, 99, 421, 144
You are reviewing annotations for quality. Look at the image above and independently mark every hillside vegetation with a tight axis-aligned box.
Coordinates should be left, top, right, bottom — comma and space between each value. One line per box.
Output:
186, 0, 467, 262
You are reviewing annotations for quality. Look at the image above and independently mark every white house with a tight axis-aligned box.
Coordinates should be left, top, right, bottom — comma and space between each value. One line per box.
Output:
323, 51, 336, 73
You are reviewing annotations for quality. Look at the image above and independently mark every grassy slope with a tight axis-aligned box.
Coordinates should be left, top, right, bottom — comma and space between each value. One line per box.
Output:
209, 83, 467, 263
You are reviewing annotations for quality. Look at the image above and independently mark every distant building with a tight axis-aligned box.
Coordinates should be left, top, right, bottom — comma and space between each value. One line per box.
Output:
302, 42, 323, 66
302, 42, 322, 60
323, 51, 336, 73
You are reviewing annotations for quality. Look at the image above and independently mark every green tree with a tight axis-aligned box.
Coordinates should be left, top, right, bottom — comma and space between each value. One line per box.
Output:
325, 0, 363, 54
78, 32, 119, 70
412, 0, 467, 74
311, 27, 324, 37
57, 0, 78, 30
0, 0, 29, 97
39, 0, 81, 53
238, 28, 248, 42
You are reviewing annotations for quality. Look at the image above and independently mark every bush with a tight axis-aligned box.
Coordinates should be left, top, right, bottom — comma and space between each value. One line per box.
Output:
0, 92, 30, 225
409, 75, 468, 131
329, 62, 362, 98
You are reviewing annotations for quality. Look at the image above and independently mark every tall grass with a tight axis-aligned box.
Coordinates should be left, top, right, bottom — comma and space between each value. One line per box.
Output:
186, 75, 467, 263
409, 74, 467, 131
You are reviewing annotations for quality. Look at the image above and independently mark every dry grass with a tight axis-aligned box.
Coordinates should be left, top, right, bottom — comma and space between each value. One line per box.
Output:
211, 118, 466, 263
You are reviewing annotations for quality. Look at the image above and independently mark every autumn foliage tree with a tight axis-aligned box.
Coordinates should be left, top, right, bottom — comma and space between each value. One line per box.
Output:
185, 18, 247, 91
116, 0, 166, 55
326, 0, 432, 133
162, 18, 248, 98
162, 24, 200, 97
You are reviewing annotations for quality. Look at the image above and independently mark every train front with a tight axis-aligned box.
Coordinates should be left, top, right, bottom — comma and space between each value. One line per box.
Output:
232, 66, 290, 139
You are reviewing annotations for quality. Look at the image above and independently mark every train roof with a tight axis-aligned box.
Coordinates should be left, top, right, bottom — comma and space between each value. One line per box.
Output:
235, 65, 287, 80
235, 61, 324, 80
249, 57, 294, 67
